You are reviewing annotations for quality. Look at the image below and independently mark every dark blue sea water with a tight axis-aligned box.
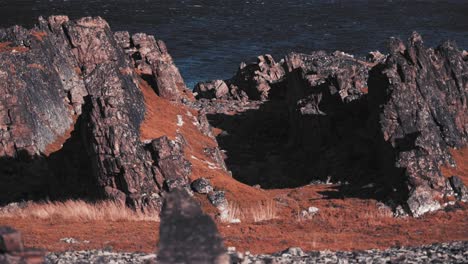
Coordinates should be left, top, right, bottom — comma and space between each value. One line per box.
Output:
1, 0, 467, 88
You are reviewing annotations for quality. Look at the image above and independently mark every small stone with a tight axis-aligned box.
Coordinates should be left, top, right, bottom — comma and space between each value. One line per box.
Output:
229, 218, 241, 224
191, 178, 213, 194
208, 191, 227, 207
308, 207, 319, 215
283, 247, 305, 257
227, 247, 236, 252
60, 237, 80, 244
394, 205, 408, 217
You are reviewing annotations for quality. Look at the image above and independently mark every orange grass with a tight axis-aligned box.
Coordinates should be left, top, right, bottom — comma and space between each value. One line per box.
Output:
251, 200, 278, 222
0, 200, 160, 222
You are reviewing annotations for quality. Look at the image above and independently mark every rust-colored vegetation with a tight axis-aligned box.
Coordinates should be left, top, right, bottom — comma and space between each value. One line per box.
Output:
31, 30, 48, 42
0, 184, 466, 253
0, 42, 29, 53
442, 147, 468, 185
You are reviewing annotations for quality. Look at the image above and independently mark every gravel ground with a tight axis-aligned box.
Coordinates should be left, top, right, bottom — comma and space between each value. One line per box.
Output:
45, 241, 468, 264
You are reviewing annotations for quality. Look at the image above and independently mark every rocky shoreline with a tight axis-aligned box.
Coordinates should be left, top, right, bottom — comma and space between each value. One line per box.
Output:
1, 15, 467, 264
44, 241, 468, 264
1, 15, 467, 217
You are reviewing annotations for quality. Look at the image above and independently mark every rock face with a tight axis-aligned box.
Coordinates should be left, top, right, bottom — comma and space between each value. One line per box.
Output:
194, 33, 468, 216
157, 189, 228, 264
378, 33, 468, 216
148, 135, 192, 193
282, 51, 377, 189
117, 32, 193, 102
0, 16, 215, 211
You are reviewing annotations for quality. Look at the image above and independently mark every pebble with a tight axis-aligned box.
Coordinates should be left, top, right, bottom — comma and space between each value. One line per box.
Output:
45, 241, 468, 264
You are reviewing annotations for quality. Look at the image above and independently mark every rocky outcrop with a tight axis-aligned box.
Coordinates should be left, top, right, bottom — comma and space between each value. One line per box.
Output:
0, 16, 86, 157
378, 33, 468, 216
147, 135, 192, 193
194, 33, 467, 216
194, 80, 231, 100
62, 16, 163, 209
0, 16, 95, 203
0, 16, 210, 211
0, 14, 466, 217
116, 31, 193, 102
194, 54, 285, 101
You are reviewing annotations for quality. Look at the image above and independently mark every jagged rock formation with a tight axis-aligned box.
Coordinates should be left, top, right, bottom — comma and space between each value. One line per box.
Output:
0, 16, 226, 211
378, 33, 468, 216
115, 31, 193, 102
0, 15, 466, 217
195, 33, 467, 216
194, 54, 285, 101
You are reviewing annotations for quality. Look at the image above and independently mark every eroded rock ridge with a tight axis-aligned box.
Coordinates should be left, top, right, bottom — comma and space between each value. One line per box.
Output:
194, 33, 467, 216
0, 16, 225, 211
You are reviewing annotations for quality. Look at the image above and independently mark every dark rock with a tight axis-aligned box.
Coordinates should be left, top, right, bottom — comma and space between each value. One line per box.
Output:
125, 32, 193, 102
230, 54, 286, 100
0, 226, 45, 264
157, 189, 228, 264
193, 54, 285, 101
208, 190, 227, 207
449, 176, 468, 201
194, 80, 230, 100
0, 226, 23, 253
379, 33, 467, 216
191, 178, 214, 194
0, 17, 85, 158
0, 15, 94, 203
187, 98, 263, 115
148, 135, 192, 193
61, 16, 164, 210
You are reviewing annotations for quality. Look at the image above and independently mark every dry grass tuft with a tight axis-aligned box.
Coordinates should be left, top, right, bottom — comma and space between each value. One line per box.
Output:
220, 201, 243, 223
360, 206, 394, 225
0, 200, 160, 222
251, 200, 278, 222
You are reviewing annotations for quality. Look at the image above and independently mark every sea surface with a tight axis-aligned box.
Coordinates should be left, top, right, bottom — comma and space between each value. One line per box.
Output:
1, 0, 467, 88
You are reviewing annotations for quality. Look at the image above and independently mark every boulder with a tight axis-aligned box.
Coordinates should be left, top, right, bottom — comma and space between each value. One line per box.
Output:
230, 54, 286, 100
194, 80, 230, 100
123, 32, 193, 102
191, 178, 214, 194
193, 54, 285, 101
158, 189, 228, 264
